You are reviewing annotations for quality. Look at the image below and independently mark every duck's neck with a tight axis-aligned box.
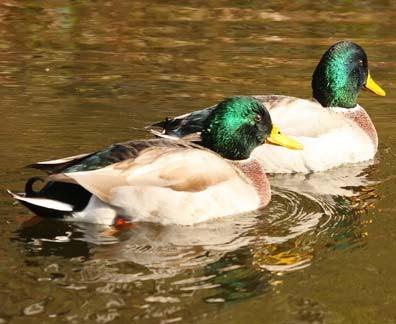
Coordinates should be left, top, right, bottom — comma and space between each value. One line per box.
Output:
312, 62, 359, 108
231, 158, 270, 207
313, 85, 359, 109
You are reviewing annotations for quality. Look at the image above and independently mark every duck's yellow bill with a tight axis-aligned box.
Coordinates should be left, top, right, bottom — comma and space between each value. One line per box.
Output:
265, 125, 304, 150
364, 71, 386, 96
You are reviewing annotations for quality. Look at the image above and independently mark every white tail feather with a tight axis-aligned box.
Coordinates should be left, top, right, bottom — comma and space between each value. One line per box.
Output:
35, 153, 91, 165
7, 190, 73, 212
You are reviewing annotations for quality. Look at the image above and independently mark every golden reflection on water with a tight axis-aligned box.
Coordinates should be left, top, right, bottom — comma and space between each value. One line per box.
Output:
250, 162, 381, 274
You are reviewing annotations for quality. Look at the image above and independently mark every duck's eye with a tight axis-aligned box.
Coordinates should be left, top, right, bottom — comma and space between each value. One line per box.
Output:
255, 114, 262, 122
358, 59, 364, 67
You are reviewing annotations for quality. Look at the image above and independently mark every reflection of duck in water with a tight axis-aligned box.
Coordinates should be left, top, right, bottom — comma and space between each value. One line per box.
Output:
269, 160, 378, 197
12, 207, 260, 281
89, 213, 260, 282
150, 41, 386, 173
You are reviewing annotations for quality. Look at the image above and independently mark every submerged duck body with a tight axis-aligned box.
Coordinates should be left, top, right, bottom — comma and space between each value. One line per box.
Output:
150, 41, 386, 173
9, 97, 301, 225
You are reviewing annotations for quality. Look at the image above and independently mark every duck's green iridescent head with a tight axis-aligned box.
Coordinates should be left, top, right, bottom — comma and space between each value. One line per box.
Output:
201, 96, 302, 160
312, 41, 386, 108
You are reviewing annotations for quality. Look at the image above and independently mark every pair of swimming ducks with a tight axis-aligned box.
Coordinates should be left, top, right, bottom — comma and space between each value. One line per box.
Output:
9, 41, 386, 226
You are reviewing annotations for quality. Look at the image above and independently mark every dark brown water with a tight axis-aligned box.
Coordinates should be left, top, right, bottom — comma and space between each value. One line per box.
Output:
0, 1, 395, 323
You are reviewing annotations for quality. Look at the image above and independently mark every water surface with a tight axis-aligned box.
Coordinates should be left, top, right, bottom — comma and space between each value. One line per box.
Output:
0, 1, 395, 323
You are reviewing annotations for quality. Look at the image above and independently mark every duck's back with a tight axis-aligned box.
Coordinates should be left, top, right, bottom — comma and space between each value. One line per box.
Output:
67, 147, 266, 225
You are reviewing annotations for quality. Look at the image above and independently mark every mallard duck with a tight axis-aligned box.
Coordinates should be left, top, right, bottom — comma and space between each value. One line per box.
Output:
149, 41, 386, 173
8, 97, 302, 226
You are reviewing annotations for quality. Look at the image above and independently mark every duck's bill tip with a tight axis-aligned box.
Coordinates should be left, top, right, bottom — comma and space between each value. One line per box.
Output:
266, 126, 304, 150
365, 72, 386, 96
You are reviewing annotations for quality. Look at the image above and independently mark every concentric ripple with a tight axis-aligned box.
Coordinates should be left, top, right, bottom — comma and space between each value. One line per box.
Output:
251, 162, 379, 273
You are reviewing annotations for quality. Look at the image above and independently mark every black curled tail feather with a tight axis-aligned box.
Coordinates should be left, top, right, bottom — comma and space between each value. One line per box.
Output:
25, 177, 45, 197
